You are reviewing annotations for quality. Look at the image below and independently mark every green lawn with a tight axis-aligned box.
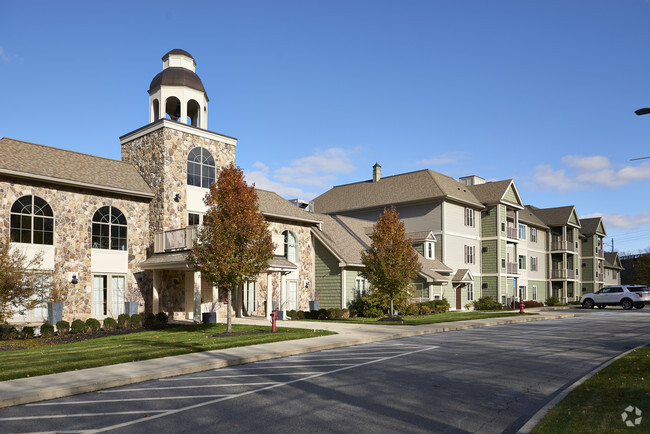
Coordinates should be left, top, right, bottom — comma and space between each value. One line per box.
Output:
0, 323, 333, 381
301, 311, 536, 325
532, 345, 650, 433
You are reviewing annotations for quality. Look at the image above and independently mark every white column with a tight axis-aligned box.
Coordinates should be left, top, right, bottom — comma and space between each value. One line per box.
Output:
280, 272, 286, 318
152, 270, 160, 314
184, 271, 193, 320
193, 271, 201, 323
341, 268, 347, 309
266, 273, 272, 317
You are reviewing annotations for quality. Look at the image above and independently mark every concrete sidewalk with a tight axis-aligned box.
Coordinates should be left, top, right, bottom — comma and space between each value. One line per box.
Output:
0, 310, 573, 409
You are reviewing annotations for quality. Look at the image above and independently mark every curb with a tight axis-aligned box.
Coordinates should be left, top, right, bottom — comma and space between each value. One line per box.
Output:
0, 312, 573, 409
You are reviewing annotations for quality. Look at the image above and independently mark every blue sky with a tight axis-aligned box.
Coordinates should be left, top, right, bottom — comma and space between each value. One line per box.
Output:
2, 0, 650, 253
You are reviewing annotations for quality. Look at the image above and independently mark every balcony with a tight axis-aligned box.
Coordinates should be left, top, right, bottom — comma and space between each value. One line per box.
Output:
507, 262, 518, 274
153, 227, 198, 253
596, 272, 604, 281
506, 227, 518, 240
551, 269, 576, 279
551, 240, 575, 252
596, 248, 604, 258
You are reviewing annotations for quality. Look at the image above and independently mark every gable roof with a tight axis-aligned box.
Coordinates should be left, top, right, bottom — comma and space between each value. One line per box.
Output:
604, 252, 624, 270
468, 179, 523, 209
256, 189, 322, 227
579, 217, 607, 237
452, 269, 474, 283
517, 206, 549, 229
312, 169, 484, 214
529, 205, 581, 228
0, 137, 154, 198
407, 231, 437, 243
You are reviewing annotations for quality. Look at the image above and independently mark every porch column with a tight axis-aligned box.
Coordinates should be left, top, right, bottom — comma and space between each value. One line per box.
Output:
280, 272, 286, 318
266, 273, 272, 317
341, 268, 347, 309
193, 271, 201, 323
152, 270, 160, 314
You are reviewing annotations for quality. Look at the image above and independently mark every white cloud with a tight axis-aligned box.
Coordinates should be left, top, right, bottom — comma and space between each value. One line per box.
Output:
273, 148, 355, 188
533, 155, 650, 191
416, 151, 469, 167
0, 46, 20, 63
582, 212, 650, 231
244, 161, 316, 199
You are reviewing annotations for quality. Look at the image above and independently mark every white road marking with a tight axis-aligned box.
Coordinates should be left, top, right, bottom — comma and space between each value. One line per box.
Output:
88, 345, 439, 433
26, 395, 231, 406
100, 382, 277, 392
159, 372, 325, 381
0, 410, 166, 422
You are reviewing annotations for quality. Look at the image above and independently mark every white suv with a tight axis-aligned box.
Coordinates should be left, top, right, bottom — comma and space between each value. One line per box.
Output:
581, 285, 650, 310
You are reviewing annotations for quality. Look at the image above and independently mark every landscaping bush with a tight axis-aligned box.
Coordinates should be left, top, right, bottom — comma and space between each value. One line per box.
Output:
21, 326, 35, 339
545, 296, 562, 307
327, 308, 344, 319
515, 300, 545, 309
85, 318, 101, 333
472, 296, 502, 311
286, 310, 298, 319
294, 310, 306, 320
155, 311, 169, 325
420, 305, 432, 315
56, 320, 70, 336
348, 295, 383, 318
103, 317, 117, 331
419, 298, 451, 313
117, 313, 131, 329
341, 308, 350, 319
130, 314, 143, 328
4, 326, 20, 340
40, 323, 55, 338
317, 308, 328, 320
70, 319, 86, 334
401, 303, 419, 316
143, 312, 156, 327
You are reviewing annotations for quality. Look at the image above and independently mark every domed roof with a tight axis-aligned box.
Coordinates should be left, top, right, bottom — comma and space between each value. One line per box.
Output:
162, 49, 195, 62
148, 68, 209, 100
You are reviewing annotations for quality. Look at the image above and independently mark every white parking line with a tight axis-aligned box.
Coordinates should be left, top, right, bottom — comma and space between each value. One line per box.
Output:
160, 372, 325, 381
27, 395, 231, 406
100, 382, 277, 392
0, 410, 167, 422
89, 345, 439, 433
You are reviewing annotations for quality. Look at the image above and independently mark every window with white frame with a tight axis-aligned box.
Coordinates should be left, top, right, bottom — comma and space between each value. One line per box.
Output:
92, 206, 127, 250
531, 256, 538, 271
425, 241, 434, 259
355, 276, 368, 296
519, 286, 526, 300
467, 283, 474, 301
532, 285, 537, 300
518, 224, 526, 240
465, 245, 474, 264
187, 147, 216, 188
283, 230, 298, 263
530, 227, 537, 243
92, 274, 125, 318
410, 283, 429, 299
465, 208, 474, 227
188, 213, 203, 226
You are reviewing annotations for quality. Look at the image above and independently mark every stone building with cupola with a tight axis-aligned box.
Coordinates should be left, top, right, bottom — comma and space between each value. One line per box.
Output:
1, 49, 319, 324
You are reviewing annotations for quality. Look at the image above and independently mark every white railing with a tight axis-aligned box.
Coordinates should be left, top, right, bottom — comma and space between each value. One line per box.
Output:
153, 226, 197, 253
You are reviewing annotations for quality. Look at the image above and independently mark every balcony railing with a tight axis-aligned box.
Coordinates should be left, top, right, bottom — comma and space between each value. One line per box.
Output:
507, 262, 518, 274
596, 272, 604, 281
596, 248, 604, 258
551, 240, 575, 252
506, 227, 518, 240
552, 269, 576, 279
153, 227, 198, 253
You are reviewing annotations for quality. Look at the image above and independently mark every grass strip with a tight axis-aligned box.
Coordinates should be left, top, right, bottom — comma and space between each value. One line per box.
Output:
532, 345, 650, 433
301, 311, 536, 325
0, 324, 333, 381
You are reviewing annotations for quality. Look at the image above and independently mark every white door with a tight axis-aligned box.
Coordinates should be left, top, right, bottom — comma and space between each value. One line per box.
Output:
287, 281, 298, 311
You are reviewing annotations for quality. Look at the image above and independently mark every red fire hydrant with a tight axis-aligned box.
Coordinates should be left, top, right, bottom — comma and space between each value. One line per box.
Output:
519, 299, 525, 314
270, 310, 278, 332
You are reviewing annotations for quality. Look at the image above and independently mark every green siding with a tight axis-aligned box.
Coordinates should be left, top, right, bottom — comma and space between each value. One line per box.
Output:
314, 242, 342, 309
345, 269, 358, 307
581, 236, 594, 257
583, 259, 594, 281
482, 206, 497, 237
499, 205, 506, 233
528, 280, 547, 303
482, 240, 498, 273
501, 240, 507, 271
582, 282, 594, 295
481, 276, 498, 300
413, 242, 424, 256
503, 184, 519, 205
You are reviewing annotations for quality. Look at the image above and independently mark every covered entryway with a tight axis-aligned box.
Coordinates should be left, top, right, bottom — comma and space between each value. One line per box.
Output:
452, 269, 474, 310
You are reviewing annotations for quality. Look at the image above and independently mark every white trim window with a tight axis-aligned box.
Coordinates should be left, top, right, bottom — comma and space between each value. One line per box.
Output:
530, 227, 537, 243
467, 283, 474, 301
92, 206, 127, 250
518, 255, 526, 270
425, 241, 434, 259
355, 276, 368, 296
518, 224, 526, 240
188, 212, 203, 226
283, 231, 298, 263
519, 286, 527, 300
465, 245, 474, 264
187, 147, 216, 188
465, 208, 474, 227
532, 285, 538, 300
92, 274, 126, 318
531, 256, 538, 272
10, 195, 54, 245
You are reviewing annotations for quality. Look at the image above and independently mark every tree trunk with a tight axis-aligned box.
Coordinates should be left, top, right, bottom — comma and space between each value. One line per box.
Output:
390, 298, 394, 318
227, 288, 232, 333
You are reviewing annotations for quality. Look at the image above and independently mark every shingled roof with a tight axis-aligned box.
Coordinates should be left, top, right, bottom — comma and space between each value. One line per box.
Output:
511, 206, 549, 229
604, 252, 624, 270
579, 217, 606, 236
0, 137, 153, 198
467, 179, 523, 208
312, 169, 484, 214
529, 205, 581, 228
256, 189, 322, 226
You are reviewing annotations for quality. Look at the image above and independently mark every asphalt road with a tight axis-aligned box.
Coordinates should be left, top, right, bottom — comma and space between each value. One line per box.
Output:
0, 309, 648, 433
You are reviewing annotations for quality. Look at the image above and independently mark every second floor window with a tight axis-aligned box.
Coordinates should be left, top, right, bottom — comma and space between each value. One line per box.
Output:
10, 195, 54, 245
531, 256, 538, 271
187, 147, 216, 188
465, 245, 474, 264
518, 255, 526, 269
465, 208, 474, 227
283, 230, 298, 263
530, 227, 537, 243
518, 224, 526, 240
92, 206, 127, 250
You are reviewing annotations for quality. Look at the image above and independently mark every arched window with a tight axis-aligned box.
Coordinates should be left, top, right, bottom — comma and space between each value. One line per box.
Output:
165, 96, 181, 121
283, 230, 298, 263
92, 206, 127, 250
187, 147, 216, 188
10, 195, 54, 245
187, 99, 200, 127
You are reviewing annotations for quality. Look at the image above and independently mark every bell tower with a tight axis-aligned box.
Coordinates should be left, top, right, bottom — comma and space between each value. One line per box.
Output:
148, 49, 209, 129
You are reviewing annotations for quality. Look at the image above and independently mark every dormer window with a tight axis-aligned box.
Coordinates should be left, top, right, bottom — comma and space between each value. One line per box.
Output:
425, 241, 434, 259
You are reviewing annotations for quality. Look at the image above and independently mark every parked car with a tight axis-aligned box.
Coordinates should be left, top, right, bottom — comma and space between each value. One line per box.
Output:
581, 285, 650, 310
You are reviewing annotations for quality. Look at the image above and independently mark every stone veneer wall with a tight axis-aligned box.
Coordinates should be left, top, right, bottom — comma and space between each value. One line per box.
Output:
121, 125, 236, 234
0, 177, 149, 322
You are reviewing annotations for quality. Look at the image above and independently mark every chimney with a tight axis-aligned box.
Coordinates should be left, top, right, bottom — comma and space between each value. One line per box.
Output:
373, 163, 381, 182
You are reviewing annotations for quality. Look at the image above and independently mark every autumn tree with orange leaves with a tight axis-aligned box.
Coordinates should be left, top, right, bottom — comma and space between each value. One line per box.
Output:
188, 164, 274, 332
360, 207, 421, 318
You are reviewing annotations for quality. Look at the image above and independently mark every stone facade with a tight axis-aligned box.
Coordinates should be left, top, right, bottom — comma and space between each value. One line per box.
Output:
1, 176, 149, 322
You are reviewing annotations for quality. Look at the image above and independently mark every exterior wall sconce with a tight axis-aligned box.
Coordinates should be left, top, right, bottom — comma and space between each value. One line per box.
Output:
69, 273, 79, 285
174, 192, 182, 202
